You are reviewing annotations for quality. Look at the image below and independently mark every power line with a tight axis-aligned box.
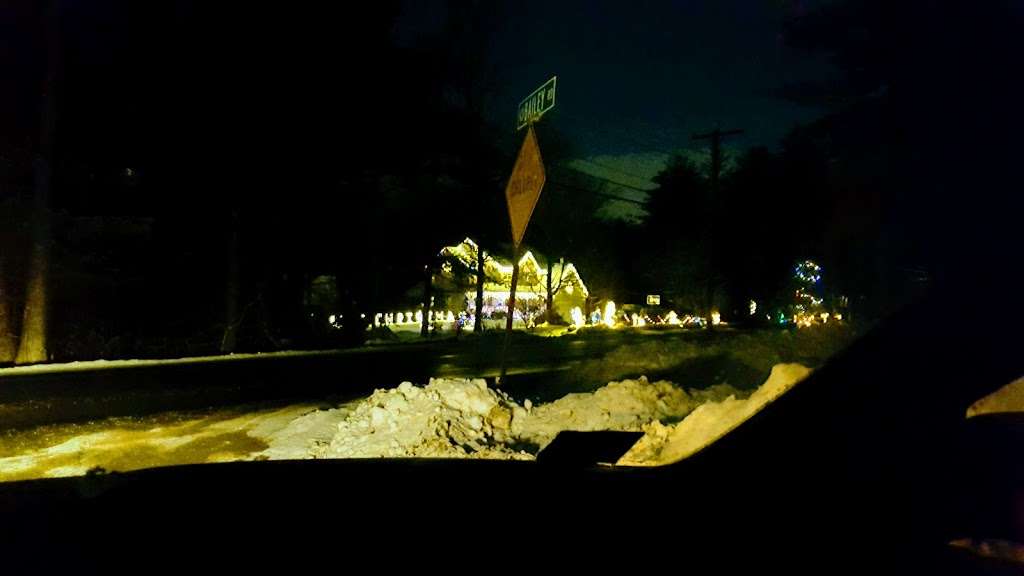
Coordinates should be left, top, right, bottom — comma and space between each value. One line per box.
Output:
547, 179, 647, 206
563, 165, 656, 193
569, 158, 655, 182
554, 111, 686, 153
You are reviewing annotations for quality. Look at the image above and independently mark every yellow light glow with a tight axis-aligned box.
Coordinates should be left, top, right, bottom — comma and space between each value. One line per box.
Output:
835, 313, 843, 321
396, 312, 404, 323
603, 301, 617, 328
820, 312, 829, 323
467, 290, 543, 302
415, 310, 423, 323
328, 314, 336, 324
711, 311, 721, 326
665, 310, 680, 325
749, 300, 757, 315
793, 312, 814, 328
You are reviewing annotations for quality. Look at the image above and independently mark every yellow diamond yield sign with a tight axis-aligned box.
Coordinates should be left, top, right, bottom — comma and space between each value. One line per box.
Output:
505, 125, 545, 248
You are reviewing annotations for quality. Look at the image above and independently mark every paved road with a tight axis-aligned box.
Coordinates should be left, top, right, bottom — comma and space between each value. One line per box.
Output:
0, 328, 711, 430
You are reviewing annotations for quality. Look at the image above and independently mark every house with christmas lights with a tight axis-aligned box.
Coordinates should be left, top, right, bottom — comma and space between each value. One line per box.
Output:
375, 238, 589, 330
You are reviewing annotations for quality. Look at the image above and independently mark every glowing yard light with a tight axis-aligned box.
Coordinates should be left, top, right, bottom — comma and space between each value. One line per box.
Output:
328, 314, 336, 324
711, 311, 721, 326
415, 310, 423, 323
794, 312, 814, 328
603, 301, 617, 328
665, 310, 680, 325
570, 307, 585, 328
749, 300, 757, 315
396, 312, 404, 323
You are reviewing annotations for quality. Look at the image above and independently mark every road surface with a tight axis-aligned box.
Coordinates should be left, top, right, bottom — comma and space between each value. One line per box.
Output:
0, 327, 718, 430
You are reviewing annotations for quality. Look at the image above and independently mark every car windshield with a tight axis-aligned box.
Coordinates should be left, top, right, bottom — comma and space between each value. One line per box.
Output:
0, 1, 1018, 481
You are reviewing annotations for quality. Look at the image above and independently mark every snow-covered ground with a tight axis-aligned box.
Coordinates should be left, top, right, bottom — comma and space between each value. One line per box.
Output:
0, 363, 814, 481
0, 348, 364, 376
0, 404, 316, 481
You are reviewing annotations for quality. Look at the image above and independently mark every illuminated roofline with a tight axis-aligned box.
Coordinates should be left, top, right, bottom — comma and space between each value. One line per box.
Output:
440, 237, 588, 297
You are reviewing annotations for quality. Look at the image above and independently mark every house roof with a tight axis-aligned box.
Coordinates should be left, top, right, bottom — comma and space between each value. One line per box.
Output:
439, 238, 588, 297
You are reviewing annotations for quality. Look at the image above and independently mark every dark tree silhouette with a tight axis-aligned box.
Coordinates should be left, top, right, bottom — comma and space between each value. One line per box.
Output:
641, 155, 722, 318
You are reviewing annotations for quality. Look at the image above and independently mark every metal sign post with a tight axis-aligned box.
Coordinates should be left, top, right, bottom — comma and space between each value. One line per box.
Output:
499, 78, 554, 384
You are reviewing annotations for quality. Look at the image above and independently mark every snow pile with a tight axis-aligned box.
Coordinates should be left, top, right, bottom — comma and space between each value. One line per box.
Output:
511, 377, 739, 451
261, 376, 749, 461
304, 380, 532, 460
617, 363, 812, 466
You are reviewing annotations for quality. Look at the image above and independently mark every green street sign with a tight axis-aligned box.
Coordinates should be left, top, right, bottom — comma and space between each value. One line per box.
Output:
516, 76, 556, 130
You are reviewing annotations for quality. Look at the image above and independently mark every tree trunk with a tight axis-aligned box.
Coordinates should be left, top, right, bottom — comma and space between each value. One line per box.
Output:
505, 254, 520, 333
704, 278, 715, 331
0, 255, 18, 364
420, 263, 433, 337
474, 246, 485, 332
220, 210, 241, 353
15, 217, 49, 364
16, 0, 60, 365
545, 258, 553, 323
498, 249, 521, 384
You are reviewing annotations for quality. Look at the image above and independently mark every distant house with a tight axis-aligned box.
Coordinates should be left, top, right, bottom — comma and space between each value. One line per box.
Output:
433, 238, 588, 326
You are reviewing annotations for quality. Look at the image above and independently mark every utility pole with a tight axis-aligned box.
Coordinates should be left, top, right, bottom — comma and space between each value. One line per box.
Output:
691, 128, 743, 329
692, 128, 743, 194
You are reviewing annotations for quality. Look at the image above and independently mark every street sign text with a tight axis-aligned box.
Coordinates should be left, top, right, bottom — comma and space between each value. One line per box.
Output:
516, 76, 556, 131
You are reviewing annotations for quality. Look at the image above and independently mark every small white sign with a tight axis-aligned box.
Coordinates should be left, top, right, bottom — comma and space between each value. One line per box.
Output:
646, 294, 661, 305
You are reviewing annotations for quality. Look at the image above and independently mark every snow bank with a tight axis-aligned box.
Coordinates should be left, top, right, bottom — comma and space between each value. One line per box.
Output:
967, 375, 1024, 417
303, 380, 532, 460
251, 406, 355, 460
511, 378, 739, 450
259, 364, 809, 464
617, 363, 812, 466
260, 376, 747, 461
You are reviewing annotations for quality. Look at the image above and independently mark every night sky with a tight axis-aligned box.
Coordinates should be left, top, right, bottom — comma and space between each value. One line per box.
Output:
395, 0, 837, 218
396, 0, 834, 152
0, 0, 840, 224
